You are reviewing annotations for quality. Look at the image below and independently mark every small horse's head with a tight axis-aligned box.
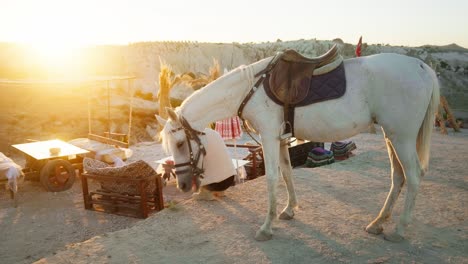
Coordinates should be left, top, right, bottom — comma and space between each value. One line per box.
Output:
156, 108, 207, 193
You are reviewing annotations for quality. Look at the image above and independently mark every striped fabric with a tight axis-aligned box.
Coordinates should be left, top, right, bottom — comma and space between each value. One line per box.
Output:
305, 147, 335, 168
215, 116, 243, 140
331, 141, 356, 156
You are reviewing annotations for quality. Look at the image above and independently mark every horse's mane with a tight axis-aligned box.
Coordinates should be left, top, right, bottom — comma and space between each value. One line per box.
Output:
159, 124, 171, 154
159, 120, 175, 154
176, 64, 255, 113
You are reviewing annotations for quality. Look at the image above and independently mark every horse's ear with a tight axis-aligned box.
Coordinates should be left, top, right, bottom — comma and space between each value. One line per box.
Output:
155, 114, 167, 127
166, 108, 179, 122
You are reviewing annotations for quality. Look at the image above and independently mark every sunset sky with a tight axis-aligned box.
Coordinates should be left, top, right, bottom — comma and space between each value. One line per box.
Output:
1, 0, 467, 48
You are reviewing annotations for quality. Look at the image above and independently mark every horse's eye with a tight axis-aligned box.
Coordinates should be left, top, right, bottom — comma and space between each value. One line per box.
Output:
176, 141, 184, 148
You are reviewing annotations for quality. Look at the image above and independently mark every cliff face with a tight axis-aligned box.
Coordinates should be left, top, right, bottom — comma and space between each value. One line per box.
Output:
1, 40, 467, 112
0, 40, 466, 152
121, 40, 468, 112
124, 42, 253, 96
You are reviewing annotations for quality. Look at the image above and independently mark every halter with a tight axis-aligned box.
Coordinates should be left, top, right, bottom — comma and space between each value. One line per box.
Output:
171, 116, 207, 189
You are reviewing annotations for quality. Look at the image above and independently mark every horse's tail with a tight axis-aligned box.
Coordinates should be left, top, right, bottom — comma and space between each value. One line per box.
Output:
417, 64, 440, 174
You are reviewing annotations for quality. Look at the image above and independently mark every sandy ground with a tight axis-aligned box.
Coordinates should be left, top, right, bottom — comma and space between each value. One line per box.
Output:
1, 127, 467, 264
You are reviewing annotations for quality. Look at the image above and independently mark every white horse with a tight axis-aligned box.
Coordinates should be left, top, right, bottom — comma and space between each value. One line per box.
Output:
158, 51, 440, 242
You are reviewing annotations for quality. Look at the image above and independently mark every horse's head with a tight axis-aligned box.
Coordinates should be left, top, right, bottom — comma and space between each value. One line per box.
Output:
156, 108, 207, 192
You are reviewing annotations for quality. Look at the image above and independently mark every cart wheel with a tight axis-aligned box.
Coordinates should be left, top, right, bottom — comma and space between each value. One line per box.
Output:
25, 157, 47, 181
40, 159, 76, 192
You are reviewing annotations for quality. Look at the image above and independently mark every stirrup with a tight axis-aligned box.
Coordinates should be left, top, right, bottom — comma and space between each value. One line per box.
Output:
280, 121, 293, 141
279, 132, 292, 141
280, 137, 296, 146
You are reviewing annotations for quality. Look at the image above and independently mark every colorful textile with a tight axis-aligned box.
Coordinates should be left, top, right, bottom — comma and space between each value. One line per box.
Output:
215, 116, 243, 140
331, 141, 357, 158
305, 147, 335, 168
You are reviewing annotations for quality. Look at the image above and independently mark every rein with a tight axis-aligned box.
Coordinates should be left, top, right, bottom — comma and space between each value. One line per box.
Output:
171, 116, 207, 189
237, 53, 283, 144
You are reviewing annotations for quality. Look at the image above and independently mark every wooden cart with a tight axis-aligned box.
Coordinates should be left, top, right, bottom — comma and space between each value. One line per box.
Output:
12, 139, 89, 192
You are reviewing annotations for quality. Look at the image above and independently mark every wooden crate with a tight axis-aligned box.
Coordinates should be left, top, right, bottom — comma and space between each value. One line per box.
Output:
81, 172, 164, 218
226, 144, 265, 180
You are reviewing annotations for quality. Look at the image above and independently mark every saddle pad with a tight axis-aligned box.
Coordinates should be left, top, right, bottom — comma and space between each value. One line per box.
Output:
264, 62, 346, 107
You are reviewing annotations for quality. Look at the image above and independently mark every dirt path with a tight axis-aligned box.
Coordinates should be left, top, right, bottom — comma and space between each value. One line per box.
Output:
1, 128, 467, 264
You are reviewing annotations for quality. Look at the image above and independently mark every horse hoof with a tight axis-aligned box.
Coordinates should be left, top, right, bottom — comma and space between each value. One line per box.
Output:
365, 224, 383, 235
192, 192, 215, 201
255, 229, 273, 241
384, 232, 405, 243
279, 211, 294, 220
213, 191, 226, 197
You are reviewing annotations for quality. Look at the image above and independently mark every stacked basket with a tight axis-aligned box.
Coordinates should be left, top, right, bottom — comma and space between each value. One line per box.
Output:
330, 141, 357, 160
305, 141, 357, 168
305, 147, 335, 167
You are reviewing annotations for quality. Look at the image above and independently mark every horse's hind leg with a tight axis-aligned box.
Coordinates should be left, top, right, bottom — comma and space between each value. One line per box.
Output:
383, 138, 422, 242
366, 135, 405, 235
278, 143, 298, 220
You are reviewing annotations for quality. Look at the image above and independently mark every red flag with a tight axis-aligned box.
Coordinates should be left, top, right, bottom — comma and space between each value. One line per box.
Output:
355, 36, 362, 57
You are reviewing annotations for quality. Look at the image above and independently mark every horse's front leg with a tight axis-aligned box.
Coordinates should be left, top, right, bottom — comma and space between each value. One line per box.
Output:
255, 136, 281, 241
278, 142, 298, 220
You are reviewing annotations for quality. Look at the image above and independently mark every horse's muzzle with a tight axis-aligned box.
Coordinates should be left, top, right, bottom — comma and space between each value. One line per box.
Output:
177, 180, 192, 192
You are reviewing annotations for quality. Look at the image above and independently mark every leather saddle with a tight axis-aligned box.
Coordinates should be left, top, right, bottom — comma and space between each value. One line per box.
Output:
268, 44, 342, 105
261, 44, 346, 139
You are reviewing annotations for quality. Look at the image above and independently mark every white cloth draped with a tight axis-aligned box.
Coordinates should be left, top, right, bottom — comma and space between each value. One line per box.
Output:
199, 129, 237, 186
0, 152, 24, 193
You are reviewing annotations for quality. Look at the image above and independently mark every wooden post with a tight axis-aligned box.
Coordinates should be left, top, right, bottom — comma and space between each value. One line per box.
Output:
107, 80, 111, 140
436, 111, 448, 135
127, 78, 134, 146
87, 84, 92, 135
81, 173, 91, 210
440, 96, 460, 132
155, 175, 164, 211
437, 96, 460, 134
138, 180, 148, 218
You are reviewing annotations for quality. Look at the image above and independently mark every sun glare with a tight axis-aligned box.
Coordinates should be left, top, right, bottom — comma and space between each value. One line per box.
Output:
23, 40, 85, 79
1, 0, 93, 78
31, 42, 78, 66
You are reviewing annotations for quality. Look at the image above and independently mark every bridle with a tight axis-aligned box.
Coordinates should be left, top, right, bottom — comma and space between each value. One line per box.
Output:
171, 116, 206, 189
